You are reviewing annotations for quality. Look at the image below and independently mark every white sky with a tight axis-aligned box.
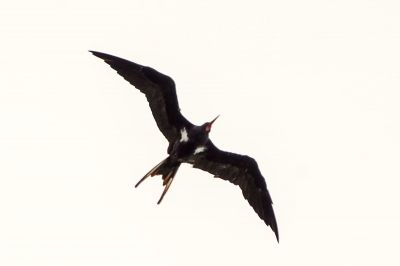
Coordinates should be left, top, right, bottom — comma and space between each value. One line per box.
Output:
1, 0, 400, 265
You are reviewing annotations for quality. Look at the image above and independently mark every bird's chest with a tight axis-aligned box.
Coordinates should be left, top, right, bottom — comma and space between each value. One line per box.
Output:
171, 127, 207, 160
172, 141, 197, 160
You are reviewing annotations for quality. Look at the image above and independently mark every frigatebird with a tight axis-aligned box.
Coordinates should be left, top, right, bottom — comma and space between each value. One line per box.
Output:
90, 51, 279, 241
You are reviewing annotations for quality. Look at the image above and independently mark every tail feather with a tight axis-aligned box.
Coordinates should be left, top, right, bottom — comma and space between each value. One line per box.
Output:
135, 158, 167, 188
157, 166, 179, 204
135, 157, 181, 204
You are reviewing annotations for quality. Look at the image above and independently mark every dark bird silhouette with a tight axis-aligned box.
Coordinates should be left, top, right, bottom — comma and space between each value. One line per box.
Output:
90, 51, 279, 242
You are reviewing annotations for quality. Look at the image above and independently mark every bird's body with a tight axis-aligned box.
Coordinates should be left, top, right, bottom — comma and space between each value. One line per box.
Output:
90, 51, 279, 242
171, 124, 213, 159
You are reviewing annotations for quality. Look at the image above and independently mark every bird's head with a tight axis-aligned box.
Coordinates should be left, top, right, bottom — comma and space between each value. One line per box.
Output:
203, 115, 219, 133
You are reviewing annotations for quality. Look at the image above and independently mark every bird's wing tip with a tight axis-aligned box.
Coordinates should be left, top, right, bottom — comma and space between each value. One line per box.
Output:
89, 50, 101, 56
89, 50, 114, 63
272, 220, 279, 243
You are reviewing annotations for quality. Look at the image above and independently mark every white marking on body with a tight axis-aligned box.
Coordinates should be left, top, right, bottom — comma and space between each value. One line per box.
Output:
180, 128, 189, 142
194, 146, 207, 155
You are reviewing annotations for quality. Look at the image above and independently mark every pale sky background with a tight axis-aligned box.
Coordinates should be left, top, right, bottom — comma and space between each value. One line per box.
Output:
1, 0, 400, 265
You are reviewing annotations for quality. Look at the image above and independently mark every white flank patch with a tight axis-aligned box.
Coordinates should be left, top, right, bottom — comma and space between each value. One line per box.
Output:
180, 127, 189, 142
194, 146, 207, 155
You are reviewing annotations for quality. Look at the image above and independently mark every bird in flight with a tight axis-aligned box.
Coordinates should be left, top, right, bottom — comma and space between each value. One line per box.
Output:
90, 51, 279, 242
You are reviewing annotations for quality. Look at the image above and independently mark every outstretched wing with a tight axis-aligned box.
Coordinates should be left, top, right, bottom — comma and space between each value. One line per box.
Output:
191, 141, 279, 241
90, 51, 192, 143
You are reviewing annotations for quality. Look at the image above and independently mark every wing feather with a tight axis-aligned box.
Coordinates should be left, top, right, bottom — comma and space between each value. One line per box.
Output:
191, 141, 279, 241
90, 51, 192, 143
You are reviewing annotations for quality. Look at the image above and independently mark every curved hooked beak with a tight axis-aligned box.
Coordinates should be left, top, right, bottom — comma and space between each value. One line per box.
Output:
209, 115, 220, 126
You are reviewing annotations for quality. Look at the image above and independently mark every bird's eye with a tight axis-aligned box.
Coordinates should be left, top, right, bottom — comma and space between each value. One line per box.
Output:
205, 124, 211, 132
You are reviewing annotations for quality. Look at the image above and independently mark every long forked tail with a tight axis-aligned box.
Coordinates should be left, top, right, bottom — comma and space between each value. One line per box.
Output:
135, 157, 181, 204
